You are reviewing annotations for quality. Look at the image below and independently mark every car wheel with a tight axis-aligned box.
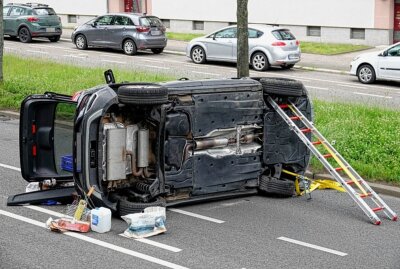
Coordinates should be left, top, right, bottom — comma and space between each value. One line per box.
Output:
357, 64, 376, 84
118, 196, 166, 216
75, 34, 87, 50
258, 176, 295, 197
118, 84, 169, 105
260, 77, 305, 97
18, 27, 32, 43
191, 46, 206, 64
151, 48, 164, 54
123, 39, 137, 55
48, 36, 60, 42
281, 64, 295, 70
251, 52, 269, 71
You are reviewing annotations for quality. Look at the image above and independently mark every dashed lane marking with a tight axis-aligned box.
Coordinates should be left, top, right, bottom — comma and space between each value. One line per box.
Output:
353, 92, 392, 99
277, 236, 348, 256
168, 208, 225, 224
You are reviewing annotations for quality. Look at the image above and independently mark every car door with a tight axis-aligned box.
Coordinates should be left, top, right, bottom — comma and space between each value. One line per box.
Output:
19, 93, 76, 182
86, 15, 114, 47
204, 27, 236, 61
106, 15, 134, 48
378, 44, 400, 81
3, 6, 12, 35
6, 6, 25, 36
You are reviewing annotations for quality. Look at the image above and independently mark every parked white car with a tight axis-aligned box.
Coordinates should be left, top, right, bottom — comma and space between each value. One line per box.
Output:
186, 24, 301, 71
350, 42, 400, 84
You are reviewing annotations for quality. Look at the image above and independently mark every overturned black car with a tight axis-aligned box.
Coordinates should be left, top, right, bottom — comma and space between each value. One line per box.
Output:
10, 71, 313, 216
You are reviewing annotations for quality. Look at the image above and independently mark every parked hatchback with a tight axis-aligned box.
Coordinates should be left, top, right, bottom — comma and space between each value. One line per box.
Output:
350, 42, 400, 84
71, 13, 167, 55
3, 3, 62, 43
186, 24, 301, 71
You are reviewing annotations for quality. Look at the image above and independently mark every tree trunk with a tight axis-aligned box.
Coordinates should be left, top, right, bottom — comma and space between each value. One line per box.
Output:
0, 0, 3, 82
237, 0, 249, 78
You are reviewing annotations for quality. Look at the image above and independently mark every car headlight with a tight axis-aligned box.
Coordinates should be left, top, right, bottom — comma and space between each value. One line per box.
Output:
73, 26, 78, 31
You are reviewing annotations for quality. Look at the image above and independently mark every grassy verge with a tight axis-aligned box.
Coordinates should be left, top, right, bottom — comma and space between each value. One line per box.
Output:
300, 42, 371, 55
166, 32, 203, 42
0, 55, 398, 183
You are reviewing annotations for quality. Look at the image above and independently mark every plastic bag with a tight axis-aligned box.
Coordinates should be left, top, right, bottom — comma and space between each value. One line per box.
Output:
122, 207, 166, 239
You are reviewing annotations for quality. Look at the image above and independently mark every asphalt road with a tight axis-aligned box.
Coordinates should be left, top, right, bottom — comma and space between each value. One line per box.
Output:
1, 114, 400, 269
4, 38, 400, 109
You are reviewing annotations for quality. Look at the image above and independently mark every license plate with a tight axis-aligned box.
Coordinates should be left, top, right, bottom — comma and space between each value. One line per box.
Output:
151, 30, 161, 36
289, 54, 299, 60
46, 27, 55, 32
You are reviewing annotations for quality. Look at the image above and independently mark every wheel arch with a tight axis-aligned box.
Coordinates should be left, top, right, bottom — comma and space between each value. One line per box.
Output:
121, 37, 137, 51
357, 62, 376, 75
190, 43, 208, 59
249, 48, 272, 65
17, 24, 31, 36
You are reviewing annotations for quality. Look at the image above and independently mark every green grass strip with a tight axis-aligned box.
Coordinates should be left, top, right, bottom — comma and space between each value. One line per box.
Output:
166, 32, 204, 42
300, 42, 371, 55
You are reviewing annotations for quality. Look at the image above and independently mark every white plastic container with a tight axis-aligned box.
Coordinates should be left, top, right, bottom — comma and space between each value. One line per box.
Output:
90, 207, 111, 233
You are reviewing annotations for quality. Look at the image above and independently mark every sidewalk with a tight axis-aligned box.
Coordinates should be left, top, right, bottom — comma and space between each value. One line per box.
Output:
61, 28, 383, 74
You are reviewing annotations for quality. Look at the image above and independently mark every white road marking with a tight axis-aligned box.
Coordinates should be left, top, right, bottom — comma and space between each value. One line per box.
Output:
353, 92, 392, 99
63, 54, 86, 59
119, 234, 182, 253
0, 209, 189, 269
0, 163, 20, 172
337, 84, 366, 89
26, 50, 48, 54
101, 59, 127, 64
143, 65, 170, 70
102, 54, 124, 59
277, 237, 348, 256
191, 71, 220, 76
24, 205, 68, 218
305, 85, 329, 91
183, 64, 207, 69
168, 208, 225, 224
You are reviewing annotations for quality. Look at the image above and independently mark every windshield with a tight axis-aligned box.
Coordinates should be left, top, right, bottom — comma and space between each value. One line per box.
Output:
272, 29, 296, 40
34, 8, 56, 16
140, 16, 163, 27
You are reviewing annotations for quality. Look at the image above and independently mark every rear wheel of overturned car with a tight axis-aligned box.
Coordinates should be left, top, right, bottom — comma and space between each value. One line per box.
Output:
258, 176, 295, 197
18, 27, 32, 43
251, 52, 269, 71
123, 39, 137, 55
151, 48, 164, 54
260, 77, 305, 97
118, 84, 169, 105
75, 34, 87, 50
48, 35, 60, 42
357, 64, 376, 84
118, 196, 166, 216
191, 46, 206, 64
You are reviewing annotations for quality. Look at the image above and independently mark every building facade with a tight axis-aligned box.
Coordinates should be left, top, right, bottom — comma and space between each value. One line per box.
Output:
4, 0, 400, 45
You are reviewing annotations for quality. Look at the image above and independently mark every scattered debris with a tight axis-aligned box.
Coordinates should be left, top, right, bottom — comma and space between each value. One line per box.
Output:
122, 207, 166, 239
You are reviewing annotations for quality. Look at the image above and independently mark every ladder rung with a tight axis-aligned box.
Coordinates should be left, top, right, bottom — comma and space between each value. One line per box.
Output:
290, 116, 300, 120
279, 104, 289, 109
301, 128, 312, 133
312, 140, 322, 145
345, 179, 362, 185
359, 193, 372, 198
335, 167, 344, 171
323, 154, 333, 158
372, 207, 384, 212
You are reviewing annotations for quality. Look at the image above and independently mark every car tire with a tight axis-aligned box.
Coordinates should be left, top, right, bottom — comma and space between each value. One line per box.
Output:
75, 34, 87, 50
48, 36, 60, 42
118, 84, 169, 105
357, 64, 376, 84
18, 27, 32, 43
258, 176, 295, 197
151, 48, 164, 54
260, 77, 305, 97
191, 46, 206, 64
123, 39, 137, 55
118, 196, 166, 216
251, 52, 269, 71
281, 64, 295, 70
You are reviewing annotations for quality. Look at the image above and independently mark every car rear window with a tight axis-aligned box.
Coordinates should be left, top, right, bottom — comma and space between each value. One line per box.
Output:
34, 8, 56, 16
140, 16, 163, 27
272, 30, 296, 40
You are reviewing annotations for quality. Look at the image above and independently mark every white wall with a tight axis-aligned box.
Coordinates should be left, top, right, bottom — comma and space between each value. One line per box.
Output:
152, 0, 375, 28
4, 0, 108, 16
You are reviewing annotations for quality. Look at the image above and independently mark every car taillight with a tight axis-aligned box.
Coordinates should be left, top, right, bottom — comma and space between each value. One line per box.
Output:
296, 40, 300, 46
271, 41, 286, 46
136, 26, 150, 33
27, 17, 39, 22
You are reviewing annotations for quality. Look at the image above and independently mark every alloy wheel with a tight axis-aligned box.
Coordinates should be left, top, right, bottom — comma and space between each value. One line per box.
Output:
192, 47, 204, 63
124, 41, 134, 54
359, 67, 373, 83
76, 36, 86, 49
253, 54, 266, 70
19, 28, 30, 43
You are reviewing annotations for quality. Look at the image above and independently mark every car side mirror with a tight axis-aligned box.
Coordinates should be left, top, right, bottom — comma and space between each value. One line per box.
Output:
91, 22, 97, 27
212, 35, 216, 40
380, 51, 388, 57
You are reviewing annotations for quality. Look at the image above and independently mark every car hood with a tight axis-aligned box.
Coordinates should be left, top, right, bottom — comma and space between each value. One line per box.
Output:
353, 51, 381, 61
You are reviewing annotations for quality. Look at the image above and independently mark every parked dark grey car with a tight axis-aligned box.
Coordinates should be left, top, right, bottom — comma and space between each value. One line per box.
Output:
71, 13, 167, 55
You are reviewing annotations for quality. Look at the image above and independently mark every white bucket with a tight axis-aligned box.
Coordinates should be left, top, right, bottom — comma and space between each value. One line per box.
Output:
90, 207, 112, 233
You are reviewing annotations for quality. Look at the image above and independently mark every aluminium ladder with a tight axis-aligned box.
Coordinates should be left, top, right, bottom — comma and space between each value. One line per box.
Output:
266, 96, 398, 225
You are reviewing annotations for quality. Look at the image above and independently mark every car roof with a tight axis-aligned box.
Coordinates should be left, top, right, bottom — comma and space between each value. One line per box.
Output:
5, 3, 51, 8
212, 24, 290, 33
101, 13, 156, 18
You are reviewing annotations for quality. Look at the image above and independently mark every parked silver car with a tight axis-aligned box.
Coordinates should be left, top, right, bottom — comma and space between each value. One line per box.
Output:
71, 13, 167, 55
186, 25, 300, 71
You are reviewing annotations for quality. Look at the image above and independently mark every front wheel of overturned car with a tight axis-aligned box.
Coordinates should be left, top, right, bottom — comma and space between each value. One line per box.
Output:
118, 196, 166, 216
118, 84, 169, 105
260, 77, 305, 97
258, 176, 295, 197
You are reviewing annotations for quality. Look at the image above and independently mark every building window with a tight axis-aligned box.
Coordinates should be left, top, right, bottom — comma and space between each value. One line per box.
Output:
68, 15, 77, 23
161, 19, 170, 28
307, 26, 321, 37
193, 21, 204, 30
351, 28, 365, 40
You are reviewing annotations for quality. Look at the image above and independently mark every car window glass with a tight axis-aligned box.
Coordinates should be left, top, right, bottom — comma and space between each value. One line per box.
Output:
140, 16, 162, 27
9, 6, 24, 16
113, 16, 134, 26
215, 28, 237, 38
272, 30, 295, 40
249, 29, 263, 38
387, 45, 400, 57
3, 6, 10, 15
34, 8, 56, 16
96, 15, 114, 26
